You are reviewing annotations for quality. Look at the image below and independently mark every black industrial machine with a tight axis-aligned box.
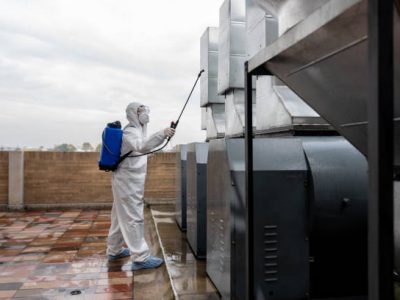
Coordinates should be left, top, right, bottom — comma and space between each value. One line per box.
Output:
244, 1, 400, 297
186, 142, 209, 259
206, 137, 368, 299
175, 144, 188, 231
201, 0, 374, 298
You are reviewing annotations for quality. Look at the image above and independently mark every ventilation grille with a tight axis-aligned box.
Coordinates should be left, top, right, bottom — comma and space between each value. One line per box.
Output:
218, 218, 225, 273
264, 225, 278, 283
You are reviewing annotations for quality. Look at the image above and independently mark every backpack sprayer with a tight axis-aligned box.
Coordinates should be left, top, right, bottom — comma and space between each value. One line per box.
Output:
98, 69, 204, 172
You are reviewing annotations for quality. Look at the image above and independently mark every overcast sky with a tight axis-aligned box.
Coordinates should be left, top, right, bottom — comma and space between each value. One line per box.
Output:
0, 0, 223, 149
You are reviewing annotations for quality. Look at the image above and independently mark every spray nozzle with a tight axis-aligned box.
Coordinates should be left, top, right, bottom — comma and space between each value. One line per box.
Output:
127, 69, 201, 157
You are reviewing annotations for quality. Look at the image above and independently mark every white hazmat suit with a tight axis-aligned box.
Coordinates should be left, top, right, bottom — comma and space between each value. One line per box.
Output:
107, 102, 171, 262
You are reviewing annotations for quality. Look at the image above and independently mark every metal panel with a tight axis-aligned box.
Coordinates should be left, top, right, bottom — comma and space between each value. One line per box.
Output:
248, 0, 400, 165
227, 139, 247, 300
201, 27, 225, 107
246, 16, 278, 59
207, 137, 309, 299
206, 139, 232, 299
175, 144, 188, 231
201, 107, 207, 130
187, 143, 209, 259
206, 138, 247, 300
206, 104, 226, 140
255, 76, 329, 132
246, 0, 267, 32
246, 0, 278, 58
218, 0, 247, 94
301, 137, 368, 298
254, 0, 329, 36
225, 89, 257, 137
229, 137, 309, 300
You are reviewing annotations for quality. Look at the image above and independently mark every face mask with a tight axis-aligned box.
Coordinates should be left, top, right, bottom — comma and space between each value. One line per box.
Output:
139, 113, 149, 125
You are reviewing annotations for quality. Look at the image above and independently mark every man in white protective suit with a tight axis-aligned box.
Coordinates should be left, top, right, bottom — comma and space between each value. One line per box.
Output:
107, 102, 175, 271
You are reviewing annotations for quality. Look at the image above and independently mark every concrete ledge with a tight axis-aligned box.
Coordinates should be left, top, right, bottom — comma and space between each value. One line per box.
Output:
23, 203, 113, 210
150, 204, 220, 299
145, 198, 175, 205
1, 201, 174, 211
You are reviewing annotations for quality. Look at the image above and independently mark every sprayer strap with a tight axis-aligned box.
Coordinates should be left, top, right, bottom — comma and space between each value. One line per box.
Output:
117, 150, 133, 165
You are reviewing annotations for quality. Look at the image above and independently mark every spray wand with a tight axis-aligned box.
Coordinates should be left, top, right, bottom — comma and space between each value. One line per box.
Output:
121, 69, 204, 159
168, 69, 204, 140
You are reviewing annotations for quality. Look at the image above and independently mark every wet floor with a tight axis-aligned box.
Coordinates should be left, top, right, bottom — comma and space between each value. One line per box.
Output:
151, 205, 220, 300
0, 208, 173, 299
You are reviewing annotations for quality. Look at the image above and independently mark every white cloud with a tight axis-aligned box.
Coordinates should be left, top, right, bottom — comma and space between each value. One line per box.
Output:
0, 0, 223, 148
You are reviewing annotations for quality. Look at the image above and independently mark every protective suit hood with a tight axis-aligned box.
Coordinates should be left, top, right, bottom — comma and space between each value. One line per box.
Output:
125, 102, 147, 136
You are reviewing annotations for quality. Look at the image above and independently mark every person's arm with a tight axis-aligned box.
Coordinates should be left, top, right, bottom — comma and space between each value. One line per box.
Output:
141, 130, 166, 153
123, 128, 174, 154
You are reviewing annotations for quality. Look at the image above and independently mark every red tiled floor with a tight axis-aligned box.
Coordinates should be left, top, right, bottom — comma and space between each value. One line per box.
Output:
0, 290, 17, 298
0, 208, 174, 299
42, 250, 77, 263
94, 292, 133, 300
96, 283, 133, 293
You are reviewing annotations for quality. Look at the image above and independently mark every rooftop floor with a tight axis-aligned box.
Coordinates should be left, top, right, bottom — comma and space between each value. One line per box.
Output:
2, 206, 398, 299
0, 208, 173, 299
0, 205, 220, 300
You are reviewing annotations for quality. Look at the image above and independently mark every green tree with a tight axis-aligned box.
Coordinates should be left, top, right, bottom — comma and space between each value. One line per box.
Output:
95, 144, 102, 152
82, 142, 94, 152
54, 144, 77, 152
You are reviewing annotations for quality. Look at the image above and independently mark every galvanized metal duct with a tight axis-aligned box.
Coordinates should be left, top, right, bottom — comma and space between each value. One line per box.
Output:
245, 0, 330, 134
206, 104, 225, 140
225, 89, 257, 137
248, 0, 400, 164
246, 0, 277, 58
218, 0, 247, 94
255, 77, 329, 132
200, 27, 224, 107
201, 107, 207, 130
200, 27, 226, 140
254, 0, 330, 36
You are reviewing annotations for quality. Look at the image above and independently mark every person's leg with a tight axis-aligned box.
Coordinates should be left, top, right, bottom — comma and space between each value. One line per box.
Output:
112, 169, 151, 262
106, 201, 125, 256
